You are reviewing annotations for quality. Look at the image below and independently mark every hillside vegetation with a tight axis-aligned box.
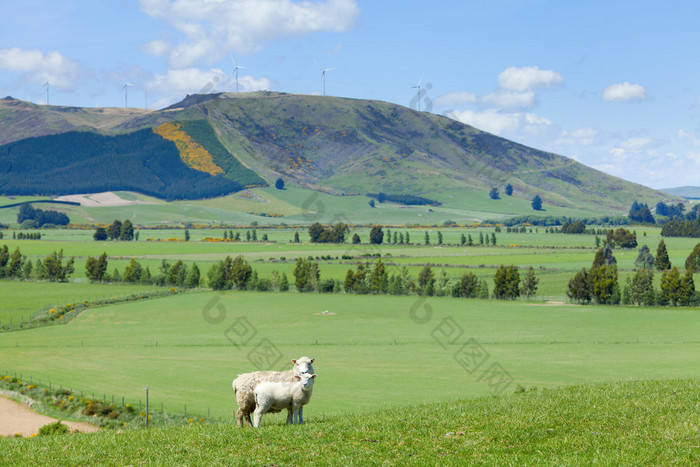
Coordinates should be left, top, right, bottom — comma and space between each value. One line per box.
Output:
0, 93, 675, 215
0, 129, 244, 200
1, 379, 697, 465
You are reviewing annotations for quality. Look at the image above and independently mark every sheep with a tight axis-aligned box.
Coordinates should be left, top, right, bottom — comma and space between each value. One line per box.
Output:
232, 356, 314, 427
253, 373, 316, 427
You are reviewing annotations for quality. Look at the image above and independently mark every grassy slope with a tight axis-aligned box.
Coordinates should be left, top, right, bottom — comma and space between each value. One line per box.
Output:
1, 379, 697, 465
1, 291, 698, 419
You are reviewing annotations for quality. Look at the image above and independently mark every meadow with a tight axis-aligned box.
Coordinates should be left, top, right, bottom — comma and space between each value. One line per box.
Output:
1, 200, 700, 464
1, 291, 698, 422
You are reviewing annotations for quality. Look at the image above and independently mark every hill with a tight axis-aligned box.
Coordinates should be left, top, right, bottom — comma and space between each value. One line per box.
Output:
1, 379, 697, 464
661, 186, 700, 199
0, 93, 676, 213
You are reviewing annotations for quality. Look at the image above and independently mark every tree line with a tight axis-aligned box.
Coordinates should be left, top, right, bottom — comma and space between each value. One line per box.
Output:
94, 220, 136, 241
567, 239, 700, 306
0, 245, 74, 281
17, 204, 69, 227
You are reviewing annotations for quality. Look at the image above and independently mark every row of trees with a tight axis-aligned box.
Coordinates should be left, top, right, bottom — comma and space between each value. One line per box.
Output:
0, 245, 74, 282
17, 204, 70, 227
567, 241, 700, 306
85, 253, 201, 288
94, 220, 136, 241
660, 218, 700, 238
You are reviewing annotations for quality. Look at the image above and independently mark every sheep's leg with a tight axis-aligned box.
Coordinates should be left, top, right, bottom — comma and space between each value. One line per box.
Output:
298, 406, 303, 425
286, 408, 293, 424
253, 407, 264, 428
244, 410, 254, 427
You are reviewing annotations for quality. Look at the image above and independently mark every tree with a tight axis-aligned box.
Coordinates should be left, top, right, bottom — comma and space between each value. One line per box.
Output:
369, 258, 388, 294
660, 266, 681, 306
628, 201, 655, 224
452, 272, 479, 298
275, 178, 285, 190
107, 220, 122, 240
678, 269, 695, 306
521, 266, 539, 298
279, 272, 290, 291
531, 195, 543, 211
655, 239, 672, 270
612, 227, 637, 248
119, 219, 134, 241
293, 257, 319, 292
634, 245, 655, 269
491, 232, 496, 246
656, 201, 669, 216
123, 258, 144, 283
186, 263, 201, 288
352, 233, 361, 244
590, 264, 618, 304
489, 187, 500, 200
460, 234, 466, 245
685, 243, 700, 272
293, 231, 300, 243
628, 268, 655, 305
231, 255, 252, 289
369, 226, 384, 245
7, 247, 24, 279
184, 229, 191, 242
493, 265, 520, 299
505, 183, 513, 196
93, 227, 108, 241
437, 231, 443, 245
369, 199, 375, 208
424, 231, 430, 245
417, 263, 435, 296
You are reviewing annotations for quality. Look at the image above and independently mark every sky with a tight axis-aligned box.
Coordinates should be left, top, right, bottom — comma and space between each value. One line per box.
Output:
1, 0, 700, 190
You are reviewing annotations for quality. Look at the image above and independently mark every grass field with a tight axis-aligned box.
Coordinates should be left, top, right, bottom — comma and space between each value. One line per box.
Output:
1, 378, 697, 465
1, 291, 698, 421
0, 184, 638, 228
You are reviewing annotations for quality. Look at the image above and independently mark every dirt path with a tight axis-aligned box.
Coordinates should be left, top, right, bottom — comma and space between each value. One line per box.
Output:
0, 396, 100, 437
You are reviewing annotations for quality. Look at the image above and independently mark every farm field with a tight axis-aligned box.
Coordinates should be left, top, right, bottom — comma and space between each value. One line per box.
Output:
1, 291, 698, 422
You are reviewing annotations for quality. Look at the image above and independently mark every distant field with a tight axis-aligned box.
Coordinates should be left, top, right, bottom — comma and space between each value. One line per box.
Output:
2, 226, 699, 305
0, 185, 633, 227
1, 291, 698, 420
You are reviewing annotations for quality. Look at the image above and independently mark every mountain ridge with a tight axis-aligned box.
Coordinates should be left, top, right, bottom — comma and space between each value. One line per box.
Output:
0, 93, 677, 213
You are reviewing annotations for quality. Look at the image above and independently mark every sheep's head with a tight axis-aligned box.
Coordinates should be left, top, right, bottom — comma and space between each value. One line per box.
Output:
292, 356, 315, 376
294, 373, 316, 390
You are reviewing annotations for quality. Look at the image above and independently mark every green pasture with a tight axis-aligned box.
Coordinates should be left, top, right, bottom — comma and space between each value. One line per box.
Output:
0, 282, 161, 324
3, 226, 700, 305
0, 185, 627, 228
2, 379, 697, 465
1, 291, 698, 422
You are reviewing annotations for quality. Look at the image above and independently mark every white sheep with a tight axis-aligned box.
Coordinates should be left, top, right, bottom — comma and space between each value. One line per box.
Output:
253, 373, 316, 427
232, 356, 315, 427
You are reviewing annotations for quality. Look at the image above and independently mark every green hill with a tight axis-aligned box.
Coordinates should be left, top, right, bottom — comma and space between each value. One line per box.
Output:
1, 379, 697, 465
0, 93, 676, 215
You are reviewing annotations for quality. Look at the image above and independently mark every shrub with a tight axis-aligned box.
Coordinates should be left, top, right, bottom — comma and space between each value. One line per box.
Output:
38, 421, 69, 436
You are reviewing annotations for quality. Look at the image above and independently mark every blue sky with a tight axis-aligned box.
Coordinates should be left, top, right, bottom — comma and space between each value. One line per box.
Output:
1, 0, 700, 189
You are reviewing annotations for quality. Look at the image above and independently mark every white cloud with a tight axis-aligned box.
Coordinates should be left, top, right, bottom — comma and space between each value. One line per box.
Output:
138, 0, 360, 67
0, 47, 81, 90
497, 66, 563, 92
677, 129, 700, 147
555, 128, 601, 146
602, 82, 647, 102
448, 108, 552, 137
620, 136, 653, 150
433, 91, 476, 108
141, 39, 170, 57
147, 67, 274, 107
481, 90, 535, 109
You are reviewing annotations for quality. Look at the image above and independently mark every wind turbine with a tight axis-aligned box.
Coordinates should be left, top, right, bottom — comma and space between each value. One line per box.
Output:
230, 56, 246, 93
43, 81, 50, 106
315, 61, 333, 96
122, 82, 135, 108
410, 75, 423, 112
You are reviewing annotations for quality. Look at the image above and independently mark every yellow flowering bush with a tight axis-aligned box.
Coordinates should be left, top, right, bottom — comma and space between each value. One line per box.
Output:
154, 122, 224, 176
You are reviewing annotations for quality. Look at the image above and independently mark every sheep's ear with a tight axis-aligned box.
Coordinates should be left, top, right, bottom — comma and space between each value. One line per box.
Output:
295, 375, 301, 380
310, 359, 315, 363
291, 359, 297, 364
310, 374, 316, 379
